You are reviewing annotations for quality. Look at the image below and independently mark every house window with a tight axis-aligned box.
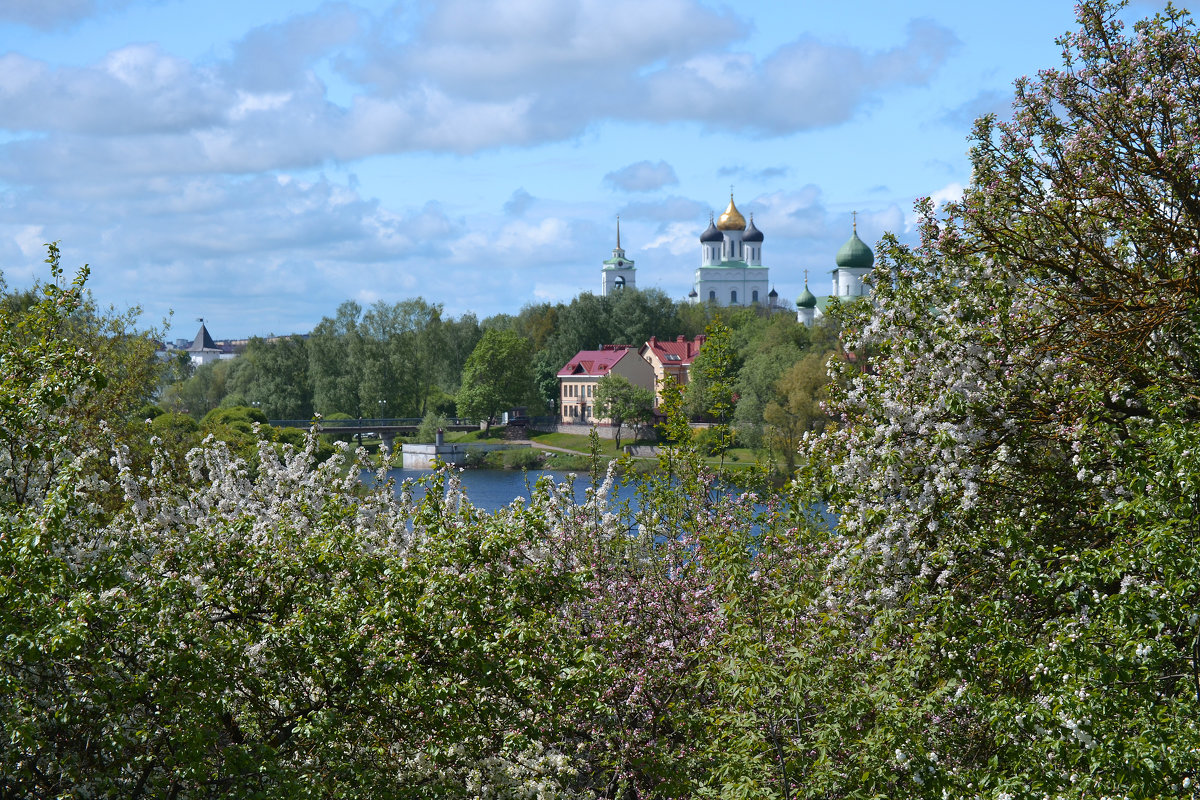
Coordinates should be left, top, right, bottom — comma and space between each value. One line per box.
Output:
731, 290, 738, 304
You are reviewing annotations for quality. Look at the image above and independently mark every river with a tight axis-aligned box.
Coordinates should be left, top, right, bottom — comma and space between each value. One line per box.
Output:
376, 467, 835, 530
378, 467, 638, 512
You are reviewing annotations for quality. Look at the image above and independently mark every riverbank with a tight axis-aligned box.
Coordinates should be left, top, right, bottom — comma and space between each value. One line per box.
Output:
370, 426, 787, 485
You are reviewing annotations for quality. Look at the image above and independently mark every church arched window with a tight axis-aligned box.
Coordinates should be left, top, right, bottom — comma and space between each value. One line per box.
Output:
708, 290, 716, 301
731, 290, 738, 304
752, 289, 759, 303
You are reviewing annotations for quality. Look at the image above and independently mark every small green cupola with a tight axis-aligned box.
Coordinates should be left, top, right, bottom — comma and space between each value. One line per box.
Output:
796, 284, 817, 309
835, 229, 874, 270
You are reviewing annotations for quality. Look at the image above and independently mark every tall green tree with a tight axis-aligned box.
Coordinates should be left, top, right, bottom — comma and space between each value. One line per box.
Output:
733, 315, 810, 449
593, 373, 655, 450
308, 300, 363, 416
685, 316, 739, 437
228, 335, 313, 420
764, 350, 831, 474
457, 329, 535, 432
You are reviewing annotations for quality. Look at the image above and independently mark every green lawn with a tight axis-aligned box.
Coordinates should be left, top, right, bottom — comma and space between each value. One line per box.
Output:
528, 430, 766, 468
443, 426, 771, 470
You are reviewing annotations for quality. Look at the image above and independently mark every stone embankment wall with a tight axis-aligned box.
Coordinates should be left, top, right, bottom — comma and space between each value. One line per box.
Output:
528, 420, 656, 441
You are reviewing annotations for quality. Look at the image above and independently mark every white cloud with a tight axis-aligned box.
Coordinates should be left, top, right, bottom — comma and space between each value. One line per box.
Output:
641, 19, 958, 133
13, 224, 46, 257
0, 2, 958, 187
903, 181, 963, 230
618, 195, 707, 222
753, 187, 829, 238
0, 0, 132, 30
644, 222, 696, 257
604, 161, 679, 193
223, 5, 363, 93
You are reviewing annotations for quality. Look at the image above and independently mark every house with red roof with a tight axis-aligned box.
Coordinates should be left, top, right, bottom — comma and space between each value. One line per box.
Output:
638, 335, 706, 406
557, 344, 656, 424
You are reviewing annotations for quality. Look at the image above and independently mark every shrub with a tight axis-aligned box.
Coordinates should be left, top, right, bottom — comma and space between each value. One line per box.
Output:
414, 411, 448, 443
502, 447, 542, 470
693, 426, 734, 457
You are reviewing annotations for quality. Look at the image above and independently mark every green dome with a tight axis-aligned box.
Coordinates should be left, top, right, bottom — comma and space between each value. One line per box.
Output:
836, 231, 874, 270
796, 285, 817, 309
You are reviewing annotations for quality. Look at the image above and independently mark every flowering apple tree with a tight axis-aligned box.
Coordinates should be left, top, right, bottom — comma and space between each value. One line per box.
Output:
800, 2, 1200, 796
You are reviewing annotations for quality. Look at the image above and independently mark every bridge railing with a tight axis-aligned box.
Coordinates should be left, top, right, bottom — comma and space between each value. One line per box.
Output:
268, 418, 479, 429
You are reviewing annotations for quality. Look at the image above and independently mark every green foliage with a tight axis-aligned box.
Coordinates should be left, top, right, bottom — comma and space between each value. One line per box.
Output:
414, 410, 448, 444
502, 447, 543, 470
15, 6, 1200, 796
687, 316, 738, 422
792, 3, 1200, 795
656, 375, 692, 448
733, 315, 810, 454
0, 243, 161, 511
162, 356, 237, 419
693, 426, 735, 457
229, 334, 313, 419
135, 403, 164, 421
687, 316, 739, 465
457, 329, 535, 432
202, 404, 270, 429
764, 350, 833, 475
593, 373, 655, 450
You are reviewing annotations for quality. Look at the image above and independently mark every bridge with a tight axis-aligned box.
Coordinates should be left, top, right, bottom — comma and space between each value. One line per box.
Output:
268, 417, 480, 437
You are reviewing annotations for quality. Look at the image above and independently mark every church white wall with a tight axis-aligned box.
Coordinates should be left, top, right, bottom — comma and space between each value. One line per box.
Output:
602, 268, 635, 297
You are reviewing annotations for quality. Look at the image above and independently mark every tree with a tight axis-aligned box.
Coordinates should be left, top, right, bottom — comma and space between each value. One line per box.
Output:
797, 3, 1200, 795
457, 329, 534, 432
162, 357, 237, 419
764, 350, 831, 475
685, 317, 739, 464
593, 373, 655, 450
227, 335, 313, 420
308, 300, 363, 416
0, 244, 161, 509
733, 315, 810, 450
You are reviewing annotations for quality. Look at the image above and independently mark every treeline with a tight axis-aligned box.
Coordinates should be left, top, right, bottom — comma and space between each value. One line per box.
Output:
163, 287, 838, 455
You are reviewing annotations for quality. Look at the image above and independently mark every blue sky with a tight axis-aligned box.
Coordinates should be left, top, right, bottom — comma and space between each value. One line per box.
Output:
0, 0, 1170, 340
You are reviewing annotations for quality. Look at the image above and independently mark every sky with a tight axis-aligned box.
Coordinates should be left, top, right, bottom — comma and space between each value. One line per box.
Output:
0, 0, 1172, 340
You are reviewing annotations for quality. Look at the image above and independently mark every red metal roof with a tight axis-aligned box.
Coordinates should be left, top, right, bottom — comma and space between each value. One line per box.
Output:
640, 335, 705, 367
557, 345, 637, 377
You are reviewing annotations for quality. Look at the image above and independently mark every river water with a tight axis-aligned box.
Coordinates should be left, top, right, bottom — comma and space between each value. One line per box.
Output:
377, 467, 835, 530
379, 467, 639, 512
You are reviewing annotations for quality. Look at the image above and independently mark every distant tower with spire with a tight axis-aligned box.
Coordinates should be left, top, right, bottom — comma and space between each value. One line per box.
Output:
601, 216, 636, 296
690, 191, 769, 306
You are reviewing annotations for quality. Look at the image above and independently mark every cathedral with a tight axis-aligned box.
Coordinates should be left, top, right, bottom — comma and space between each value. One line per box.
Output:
796, 219, 875, 327
687, 194, 770, 307
596, 194, 876, 326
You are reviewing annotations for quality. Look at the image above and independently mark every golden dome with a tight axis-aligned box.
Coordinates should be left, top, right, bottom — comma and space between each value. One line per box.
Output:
717, 195, 746, 231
